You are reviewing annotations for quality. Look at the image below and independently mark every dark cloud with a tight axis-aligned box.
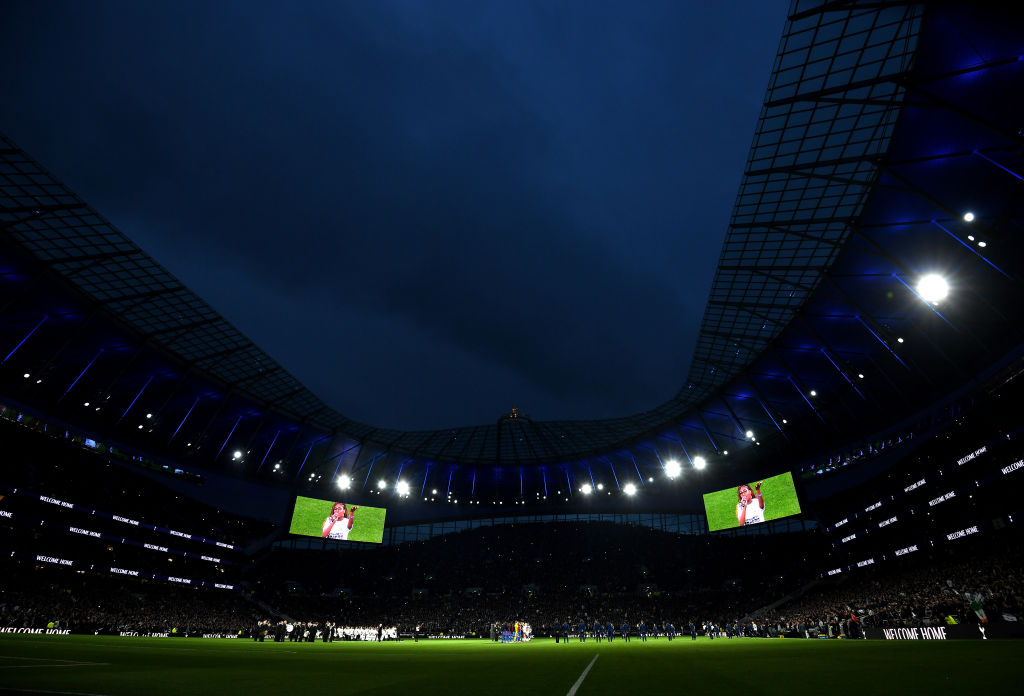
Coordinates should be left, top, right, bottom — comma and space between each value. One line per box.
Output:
0, 0, 787, 429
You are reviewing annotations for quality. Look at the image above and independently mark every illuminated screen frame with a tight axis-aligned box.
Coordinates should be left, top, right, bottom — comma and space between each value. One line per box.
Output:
288, 495, 387, 544
702, 471, 801, 532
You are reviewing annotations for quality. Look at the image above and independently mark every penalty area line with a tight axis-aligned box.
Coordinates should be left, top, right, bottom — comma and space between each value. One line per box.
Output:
565, 653, 599, 696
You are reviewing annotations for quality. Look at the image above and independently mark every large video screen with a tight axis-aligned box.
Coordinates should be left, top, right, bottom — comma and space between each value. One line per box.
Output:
702, 471, 801, 532
288, 496, 387, 543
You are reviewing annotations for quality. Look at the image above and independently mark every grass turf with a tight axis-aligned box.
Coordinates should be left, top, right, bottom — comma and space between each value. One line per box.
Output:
702, 470, 801, 531
288, 495, 386, 543
0, 635, 1018, 696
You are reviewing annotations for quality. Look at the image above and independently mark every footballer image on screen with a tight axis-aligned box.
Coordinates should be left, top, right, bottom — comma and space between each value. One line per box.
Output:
289, 495, 387, 544
702, 471, 801, 532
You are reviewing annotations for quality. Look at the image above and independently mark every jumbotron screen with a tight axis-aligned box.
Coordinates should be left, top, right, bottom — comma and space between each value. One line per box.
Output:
288, 495, 387, 544
702, 471, 801, 532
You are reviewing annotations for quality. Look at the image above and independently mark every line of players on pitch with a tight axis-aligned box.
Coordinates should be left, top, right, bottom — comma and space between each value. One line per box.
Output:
552, 620, 752, 642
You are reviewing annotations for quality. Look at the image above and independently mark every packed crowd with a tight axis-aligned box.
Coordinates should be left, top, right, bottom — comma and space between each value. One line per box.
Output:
0, 562, 258, 634
766, 528, 1023, 636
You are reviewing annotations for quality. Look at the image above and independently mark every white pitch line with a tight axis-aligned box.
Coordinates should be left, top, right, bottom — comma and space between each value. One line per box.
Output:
565, 653, 599, 696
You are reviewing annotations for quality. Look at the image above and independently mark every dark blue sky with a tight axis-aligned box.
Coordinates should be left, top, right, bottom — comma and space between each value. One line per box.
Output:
1, 1, 787, 430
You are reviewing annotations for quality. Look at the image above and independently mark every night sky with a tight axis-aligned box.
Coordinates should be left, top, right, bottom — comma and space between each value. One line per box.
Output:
1, 1, 787, 431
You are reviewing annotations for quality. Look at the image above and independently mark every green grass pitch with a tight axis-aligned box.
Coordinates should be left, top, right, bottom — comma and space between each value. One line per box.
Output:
0, 635, 1018, 696
703, 470, 802, 532
288, 495, 386, 543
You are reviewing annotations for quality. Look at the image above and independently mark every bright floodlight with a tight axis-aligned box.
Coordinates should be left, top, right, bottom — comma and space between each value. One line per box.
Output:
596, 483, 604, 491
665, 459, 682, 478
581, 483, 593, 495
693, 456, 707, 470
810, 390, 817, 397
377, 479, 387, 489
917, 273, 949, 304
396, 480, 410, 496
745, 430, 754, 439
232, 450, 242, 460
963, 211, 975, 222
338, 474, 351, 490
623, 483, 637, 496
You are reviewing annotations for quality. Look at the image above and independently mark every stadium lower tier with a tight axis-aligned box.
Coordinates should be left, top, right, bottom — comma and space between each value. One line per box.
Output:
2, 524, 1020, 639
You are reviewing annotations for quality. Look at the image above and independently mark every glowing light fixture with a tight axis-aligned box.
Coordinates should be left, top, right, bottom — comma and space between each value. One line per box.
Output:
338, 474, 351, 490
581, 483, 593, 495
693, 456, 707, 470
963, 211, 975, 222
916, 273, 949, 304
396, 480, 410, 496
623, 483, 637, 496
665, 459, 682, 478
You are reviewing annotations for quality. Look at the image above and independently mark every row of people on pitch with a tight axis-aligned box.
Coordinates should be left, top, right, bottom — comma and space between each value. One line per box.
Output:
253, 621, 396, 642
551, 620, 763, 641
552, 620, 683, 642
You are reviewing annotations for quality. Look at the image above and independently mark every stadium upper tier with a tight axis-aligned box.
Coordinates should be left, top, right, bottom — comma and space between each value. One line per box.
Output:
2, 2, 1023, 501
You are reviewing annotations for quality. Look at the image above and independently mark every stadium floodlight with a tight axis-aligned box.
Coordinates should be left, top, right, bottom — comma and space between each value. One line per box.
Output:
232, 450, 242, 460
623, 483, 637, 496
916, 273, 949, 304
596, 483, 604, 491
83, 401, 90, 407
745, 430, 754, 439
338, 474, 351, 490
377, 479, 387, 489
665, 459, 682, 478
581, 483, 593, 495
693, 456, 707, 470
396, 480, 410, 496
963, 211, 975, 222
146, 413, 152, 419
23, 373, 29, 379
809, 390, 817, 397
782, 419, 788, 424
897, 337, 904, 343
978, 241, 987, 248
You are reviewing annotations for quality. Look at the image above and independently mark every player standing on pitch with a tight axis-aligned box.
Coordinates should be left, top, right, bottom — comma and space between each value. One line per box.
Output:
322, 502, 358, 539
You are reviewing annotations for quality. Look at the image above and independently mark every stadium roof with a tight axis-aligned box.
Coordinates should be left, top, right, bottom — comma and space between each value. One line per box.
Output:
2, 1, 1023, 505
